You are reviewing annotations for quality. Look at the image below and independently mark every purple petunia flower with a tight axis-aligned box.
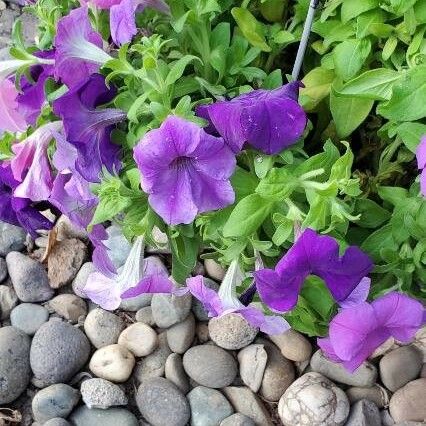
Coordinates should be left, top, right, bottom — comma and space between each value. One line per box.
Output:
318, 291, 425, 372
134, 115, 236, 225
0, 78, 27, 133
184, 260, 290, 335
0, 161, 53, 237
53, 74, 126, 183
11, 122, 62, 202
198, 82, 307, 155
416, 135, 426, 197
110, 0, 170, 45
254, 228, 374, 312
54, 7, 112, 88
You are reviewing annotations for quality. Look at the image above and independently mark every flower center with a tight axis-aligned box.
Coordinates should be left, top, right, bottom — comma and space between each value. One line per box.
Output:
170, 156, 193, 171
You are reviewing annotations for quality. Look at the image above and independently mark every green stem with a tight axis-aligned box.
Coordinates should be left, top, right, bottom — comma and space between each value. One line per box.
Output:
241, 0, 251, 8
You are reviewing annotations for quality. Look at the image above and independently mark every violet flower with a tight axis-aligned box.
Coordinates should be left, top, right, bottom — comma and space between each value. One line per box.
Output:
134, 115, 236, 225
198, 82, 307, 154
110, 0, 170, 45
254, 228, 374, 312
11, 122, 62, 202
53, 74, 126, 182
54, 7, 112, 88
0, 161, 53, 237
84, 236, 173, 310
318, 291, 425, 372
185, 260, 290, 335
416, 135, 426, 197
0, 78, 27, 133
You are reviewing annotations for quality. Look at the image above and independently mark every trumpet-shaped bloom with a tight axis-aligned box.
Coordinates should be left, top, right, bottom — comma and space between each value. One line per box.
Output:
54, 7, 112, 88
416, 135, 426, 197
0, 78, 27, 133
110, 0, 170, 45
11, 122, 62, 202
84, 237, 172, 310
134, 115, 236, 225
198, 82, 307, 154
0, 161, 53, 237
53, 74, 126, 182
185, 260, 290, 335
318, 292, 425, 372
254, 228, 373, 312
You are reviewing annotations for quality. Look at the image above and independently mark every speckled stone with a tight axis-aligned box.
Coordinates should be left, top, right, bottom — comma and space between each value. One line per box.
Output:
81, 378, 128, 409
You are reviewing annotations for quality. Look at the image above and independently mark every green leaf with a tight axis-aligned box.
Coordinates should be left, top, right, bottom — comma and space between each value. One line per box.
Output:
378, 186, 409, 206
223, 194, 273, 237
361, 224, 398, 261
333, 39, 371, 81
300, 67, 335, 111
356, 9, 386, 38
330, 87, 374, 137
377, 66, 426, 122
256, 168, 298, 201
341, 0, 379, 23
355, 199, 391, 228
382, 35, 398, 61
335, 68, 402, 100
231, 7, 271, 52
394, 122, 426, 152
165, 55, 201, 86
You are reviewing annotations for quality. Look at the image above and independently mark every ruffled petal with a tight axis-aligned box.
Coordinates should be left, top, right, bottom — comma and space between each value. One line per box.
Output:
0, 78, 27, 133
186, 275, 223, 317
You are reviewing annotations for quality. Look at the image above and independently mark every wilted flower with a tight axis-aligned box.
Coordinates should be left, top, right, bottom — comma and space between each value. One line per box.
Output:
416, 135, 426, 197
84, 237, 173, 309
0, 161, 53, 237
0, 78, 27, 133
185, 260, 290, 335
110, 0, 170, 45
254, 228, 373, 312
134, 115, 236, 225
54, 7, 112, 88
198, 82, 307, 154
53, 74, 126, 182
318, 292, 425, 372
11, 122, 62, 202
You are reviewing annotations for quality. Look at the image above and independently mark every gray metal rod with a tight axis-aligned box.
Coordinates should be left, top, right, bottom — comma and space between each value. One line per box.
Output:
291, 0, 320, 80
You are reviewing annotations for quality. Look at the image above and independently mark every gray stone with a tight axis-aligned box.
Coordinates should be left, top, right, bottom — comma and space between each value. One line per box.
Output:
80, 378, 127, 409
209, 313, 258, 350
48, 294, 87, 323
0, 284, 18, 319
136, 377, 190, 426
72, 262, 95, 298
238, 344, 268, 393
389, 378, 426, 423
119, 293, 152, 311
346, 385, 389, 408
0, 326, 31, 404
204, 259, 226, 281
10, 303, 49, 335
192, 278, 219, 321
0, 257, 7, 282
84, 308, 125, 348
48, 239, 87, 289
345, 399, 381, 426
196, 322, 210, 343
44, 419, 71, 426
380, 346, 423, 392
30, 320, 91, 386
268, 329, 312, 362
183, 345, 238, 389
165, 353, 190, 394
104, 225, 132, 269
135, 306, 155, 326
0, 221, 26, 256
151, 292, 192, 328
70, 406, 138, 426
167, 313, 195, 354
32, 384, 80, 423
134, 332, 171, 382
223, 386, 272, 426
381, 409, 395, 426
6, 252, 54, 302
56, 215, 88, 241
278, 372, 350, 426
220, 414, 255, 426
187, 386, 234, 426
118, 323, 158, 357
89, 344, 135, 383
258, 339, 295, 402
310, 349, 377, 387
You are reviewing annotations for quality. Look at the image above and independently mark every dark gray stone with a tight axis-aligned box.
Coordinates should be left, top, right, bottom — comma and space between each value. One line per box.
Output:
0, 326, 31, 404
151, 292, 192, 328
10, 303, 49, 335
6, 252, 54, 302
30, 320, 91, 386
166, 313, 195, 354
345, 399, 381, 426
0, 222, 26, 256
0, 257, 7, 282
70, 406, 138, 426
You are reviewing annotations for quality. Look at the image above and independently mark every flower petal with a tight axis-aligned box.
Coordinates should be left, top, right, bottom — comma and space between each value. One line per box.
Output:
0, 78, 27, 133
186, 275, 223, 317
